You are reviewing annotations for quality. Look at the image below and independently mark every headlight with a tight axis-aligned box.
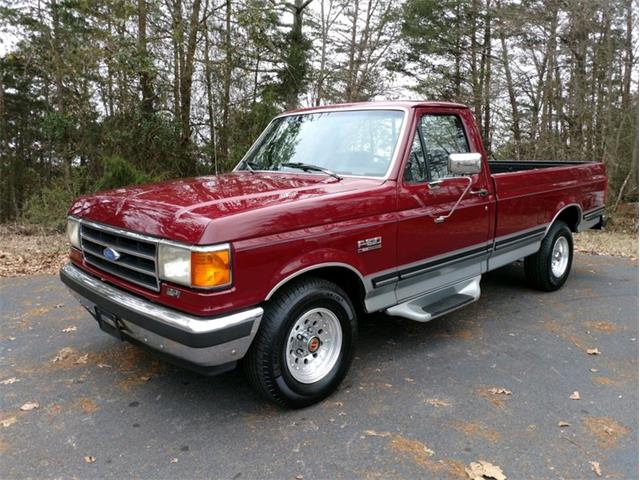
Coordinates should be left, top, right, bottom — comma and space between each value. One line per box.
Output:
158, 244, 231, 289
66, 218, 81, 249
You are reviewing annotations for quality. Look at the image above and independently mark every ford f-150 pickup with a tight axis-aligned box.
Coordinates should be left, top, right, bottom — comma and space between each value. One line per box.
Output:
60, 101, 608, 407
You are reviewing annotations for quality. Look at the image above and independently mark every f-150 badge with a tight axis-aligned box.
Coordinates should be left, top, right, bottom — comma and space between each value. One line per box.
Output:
357, 236, 382, 253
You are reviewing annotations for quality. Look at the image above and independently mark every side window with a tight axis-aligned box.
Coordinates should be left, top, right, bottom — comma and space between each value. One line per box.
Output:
404, 131, 428, 183
419, 115, 470, 181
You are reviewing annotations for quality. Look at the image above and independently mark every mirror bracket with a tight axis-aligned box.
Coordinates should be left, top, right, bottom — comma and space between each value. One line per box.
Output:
434, 176, 474, 224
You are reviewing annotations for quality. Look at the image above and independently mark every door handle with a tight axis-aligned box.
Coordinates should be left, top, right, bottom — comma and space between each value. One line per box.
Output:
470, 188, 488, 197
427, 179, 443, 190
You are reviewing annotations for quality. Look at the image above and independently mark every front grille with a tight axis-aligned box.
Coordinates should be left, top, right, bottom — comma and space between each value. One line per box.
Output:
80, 222, 159, 291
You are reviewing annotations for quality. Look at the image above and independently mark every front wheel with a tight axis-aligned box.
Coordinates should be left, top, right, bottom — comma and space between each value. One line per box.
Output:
524, 221, 574, 291
243, 277, 357, 408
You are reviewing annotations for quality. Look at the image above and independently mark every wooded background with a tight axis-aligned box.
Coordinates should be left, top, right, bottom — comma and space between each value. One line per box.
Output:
0, 0, 637, 227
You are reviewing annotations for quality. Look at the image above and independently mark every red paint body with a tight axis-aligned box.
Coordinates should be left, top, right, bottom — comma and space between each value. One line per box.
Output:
68, 101, 607, 317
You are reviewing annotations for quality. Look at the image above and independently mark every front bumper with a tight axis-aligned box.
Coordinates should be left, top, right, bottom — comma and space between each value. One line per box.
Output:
60, 263, 263, 375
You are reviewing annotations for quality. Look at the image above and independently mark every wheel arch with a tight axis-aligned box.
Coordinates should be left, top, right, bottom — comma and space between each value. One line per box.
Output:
546, 203, 583, 234
265, 263, 367, 312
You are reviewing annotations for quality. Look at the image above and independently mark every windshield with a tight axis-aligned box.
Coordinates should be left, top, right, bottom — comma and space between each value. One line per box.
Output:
240, 110, 405, 177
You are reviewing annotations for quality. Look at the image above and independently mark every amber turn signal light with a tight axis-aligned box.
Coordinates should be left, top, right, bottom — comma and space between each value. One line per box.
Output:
191, 249, 231, 288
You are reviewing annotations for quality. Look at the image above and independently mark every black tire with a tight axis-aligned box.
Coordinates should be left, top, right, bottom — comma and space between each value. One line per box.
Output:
524, 221, 573, 291
243, 277, 357, 408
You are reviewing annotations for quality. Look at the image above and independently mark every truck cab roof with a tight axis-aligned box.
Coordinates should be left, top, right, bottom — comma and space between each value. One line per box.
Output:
283, 100, 469, 116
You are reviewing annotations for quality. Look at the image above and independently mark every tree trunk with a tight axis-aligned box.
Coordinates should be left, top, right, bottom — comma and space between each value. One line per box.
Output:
622, 0, 634, 104
537, 0, 558, 157
481, 0, 492, 149
500, 33, 521, 158
203, 7, 217, 174
345, 1, 360, 102
0, 69, 15, 219
470, 0, 482, 129
453, 0, 462, 100
178, 0, 202, 173
220, 0, 232, 165
50, 0, 72, 188
316, 0, 330, 106
171, 0, 183, 122
138, 0, 155, 117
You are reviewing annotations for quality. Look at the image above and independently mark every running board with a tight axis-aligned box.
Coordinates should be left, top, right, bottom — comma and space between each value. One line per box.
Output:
385, 276, 481, 322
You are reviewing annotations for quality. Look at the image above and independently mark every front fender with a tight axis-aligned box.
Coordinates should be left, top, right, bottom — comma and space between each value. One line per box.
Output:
265, 247, 366, 300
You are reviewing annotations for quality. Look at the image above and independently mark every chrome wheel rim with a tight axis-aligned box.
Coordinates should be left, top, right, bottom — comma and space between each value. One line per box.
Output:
285, 307, 343, 384
551, 236, 570, 278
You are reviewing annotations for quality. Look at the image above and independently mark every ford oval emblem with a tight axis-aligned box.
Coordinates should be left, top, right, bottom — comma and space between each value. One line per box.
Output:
103, 247, 121, 261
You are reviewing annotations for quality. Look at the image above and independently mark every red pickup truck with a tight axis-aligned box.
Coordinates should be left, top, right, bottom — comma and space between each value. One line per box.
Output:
61, 101, 607, 407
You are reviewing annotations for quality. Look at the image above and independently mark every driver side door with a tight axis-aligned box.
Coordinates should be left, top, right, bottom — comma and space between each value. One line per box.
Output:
393, 108, 494, 301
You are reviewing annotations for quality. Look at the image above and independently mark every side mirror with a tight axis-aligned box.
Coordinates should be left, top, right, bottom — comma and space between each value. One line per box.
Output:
448, 153, 482, 176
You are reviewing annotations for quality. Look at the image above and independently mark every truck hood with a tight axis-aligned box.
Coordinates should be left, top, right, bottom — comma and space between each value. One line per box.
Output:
69, 172, 389, 244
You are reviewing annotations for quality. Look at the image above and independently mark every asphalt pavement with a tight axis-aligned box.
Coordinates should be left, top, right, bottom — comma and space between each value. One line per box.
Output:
0, 254, 637, 479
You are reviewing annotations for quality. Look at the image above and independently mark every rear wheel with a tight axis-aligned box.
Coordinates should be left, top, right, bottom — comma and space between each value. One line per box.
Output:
243, 277, 357, 408
524, 221, 573, 291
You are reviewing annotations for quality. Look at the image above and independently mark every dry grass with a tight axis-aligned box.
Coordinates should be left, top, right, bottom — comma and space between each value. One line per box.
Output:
0, 225, 68, 277
574, 230, 638, 259
575, 206, 638, 259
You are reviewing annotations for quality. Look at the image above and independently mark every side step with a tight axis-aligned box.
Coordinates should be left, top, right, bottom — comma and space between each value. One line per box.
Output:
386, 276, 481, 322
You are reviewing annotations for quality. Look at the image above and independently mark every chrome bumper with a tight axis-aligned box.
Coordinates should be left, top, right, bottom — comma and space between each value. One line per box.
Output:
60, 263, 263, 373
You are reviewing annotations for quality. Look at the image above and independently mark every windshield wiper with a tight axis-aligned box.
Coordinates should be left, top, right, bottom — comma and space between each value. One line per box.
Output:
240, 159, 260, 173
281, 162, 342, 180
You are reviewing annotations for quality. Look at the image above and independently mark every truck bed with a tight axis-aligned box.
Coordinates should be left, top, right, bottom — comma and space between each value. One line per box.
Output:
488, 160, 592, 174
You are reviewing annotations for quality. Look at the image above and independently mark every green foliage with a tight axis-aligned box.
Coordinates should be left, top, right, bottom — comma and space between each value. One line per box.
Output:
277, 18, 312, 109
95, 156, 153, 191
22, 181, 79, 231
227, 92, 281, 170
98, 111, 183, 174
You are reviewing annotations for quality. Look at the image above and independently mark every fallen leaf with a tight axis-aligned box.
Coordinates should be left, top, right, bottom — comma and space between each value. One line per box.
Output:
1, 417, 17, 428
425, 398, 451, 407
62, 326, 77, 333
590, 368, 599, 373
0, 377, 19, 385
20, 401, 39, 411
558, 421, 570, 427
170, 458, 178, 464
84, 456, 96, 464
97, 363, 112, 369
295, 476, 304, 480
465, 460, 506, 480
74, 354, 89, 365
590, 461, 602, 477
52, 347, 74, 363
404, 377, 415, 383
586, 348, 601, 355
570, 391, 581, 400
488, 387, 512, 395
139, 375, 152, 382
364, 430, 392, 437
